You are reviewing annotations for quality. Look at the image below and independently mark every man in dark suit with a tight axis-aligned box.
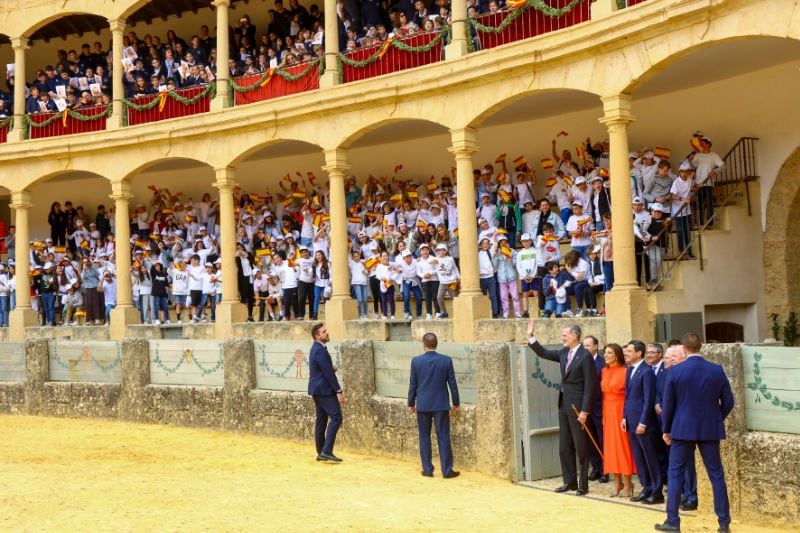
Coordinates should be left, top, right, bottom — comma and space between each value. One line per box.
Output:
647, 343, 669, 487
308, 323, 344, 462
656, 332, 734, 533
624, 340, 663, 505
527, 320, 597, 495
408, 332, 461, 479
583, 335, 608, 483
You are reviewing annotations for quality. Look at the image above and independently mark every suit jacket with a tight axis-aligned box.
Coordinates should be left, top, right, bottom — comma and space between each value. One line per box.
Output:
592, 353, 606, 416
408, 351, 460, 412
662, 356, 734, 441
624, 361, 656, 430
308, 341, 341, 397
529, 341, 596, 413
652, 362, 666, 430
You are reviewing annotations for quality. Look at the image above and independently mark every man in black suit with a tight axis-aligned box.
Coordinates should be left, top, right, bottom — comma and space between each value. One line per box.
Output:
647, 343, 669, 489
408, 332, 461, 479
527, 319, 597, 495
583, 335, 608, 483
308, 323, 344, 462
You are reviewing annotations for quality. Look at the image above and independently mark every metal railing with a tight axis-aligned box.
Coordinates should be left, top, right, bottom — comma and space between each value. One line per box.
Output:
468, 0, 592, 52
645, 137, 759, 292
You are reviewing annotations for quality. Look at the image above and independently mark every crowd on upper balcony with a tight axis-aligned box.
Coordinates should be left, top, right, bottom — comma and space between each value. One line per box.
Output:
0, 0, 529, 119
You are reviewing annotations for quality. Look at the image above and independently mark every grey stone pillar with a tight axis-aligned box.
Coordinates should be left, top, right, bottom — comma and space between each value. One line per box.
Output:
339, 340, 376, 449
119, 339, 150, 422
223, 339, 256, 432
475, 341, 514, 479
24, 339, 49, 415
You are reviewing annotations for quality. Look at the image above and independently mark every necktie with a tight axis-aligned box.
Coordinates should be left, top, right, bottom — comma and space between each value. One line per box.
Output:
566, 349, 575, 371
653, 365, 658, 375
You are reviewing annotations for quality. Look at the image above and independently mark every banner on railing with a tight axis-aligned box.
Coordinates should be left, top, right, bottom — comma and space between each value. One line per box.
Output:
232, 60, 322, 106
339, 30, 448, 83
125, 84, 214, 126
0, 117, 11, 143
468, 0, 591, 52
26, 106, 110, 140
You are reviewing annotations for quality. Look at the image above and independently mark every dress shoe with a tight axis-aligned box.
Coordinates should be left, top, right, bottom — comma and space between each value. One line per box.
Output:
554, 484, 578, 493
421, 471, 434, 477
630, 491, 649, 502
576, 488, 588, 496
680, 501, 698, 511
717, 527, 730, 533
443, 470, 460, 479
643, 493, 665, 505
599, 475, 610, 483
319, 452, 342, 462
588, 471, 601, 481
316, 454, 327, 461
654, 522, 680, 532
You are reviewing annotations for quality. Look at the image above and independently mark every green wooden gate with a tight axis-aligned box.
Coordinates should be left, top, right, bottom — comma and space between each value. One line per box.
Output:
511, 344, 563, 481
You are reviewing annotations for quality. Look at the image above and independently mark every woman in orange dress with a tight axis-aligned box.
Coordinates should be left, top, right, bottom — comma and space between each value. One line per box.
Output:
601, 343, 636, 497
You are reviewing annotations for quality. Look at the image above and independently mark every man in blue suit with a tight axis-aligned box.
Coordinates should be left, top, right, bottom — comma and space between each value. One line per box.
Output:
408, 332, 461, 479
656, 332, 734, 533
308, 323, 344, 462
624, 340, 663, 505
583, 335, 608, 483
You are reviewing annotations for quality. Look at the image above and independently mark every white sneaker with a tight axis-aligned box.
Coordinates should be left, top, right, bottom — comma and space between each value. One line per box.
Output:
164, 320, 171, 325
381, 315, 387, 320
426, 313, 432, 320
404, 314, 412, 321
390, 315, 395, 320
176, 319, 182, 324
153, 319, 161, 325
562, 310, 574, 318
201, 316, 208, 323
576, 310, 585, 318
435, 313, 443, 319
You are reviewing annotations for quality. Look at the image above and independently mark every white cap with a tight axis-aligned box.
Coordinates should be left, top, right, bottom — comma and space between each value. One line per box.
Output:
632, 196, 644, 204
521, 233, 532, 241
357, 231, 366, 238
589, 175, 603, 183
679, 161, 692, 171
574, 176, 587, 185
205, 262, 213, 267
398, 222, 407, 228
298, 245, 309, 252
644, 151, 655, 159
370, 243, 380, 250
69, 277, 79, 286
435, 243, 448, 251
571, 200, 583, 206
478, 217, 488, 224
419, 243, 430, 249
591, 245, 602, 254
650, 202, 665, 212
497, 233, 508, 242
45, 237, 53, 242
628, 152, 639, 159
401, 249, 412, 258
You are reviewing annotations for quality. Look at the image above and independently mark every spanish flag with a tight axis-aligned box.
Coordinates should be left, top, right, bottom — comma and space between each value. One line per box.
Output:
184, 214, 193, 223
383, 279, 393, 289
281, 197, 293, 208
321, 214, 331, 224
282, 173, 293, 184
149, 233, 159, 241
364, 257, 379, 271
292, 191, 307, 199
416, 218, 428, 229
54, 245, 67, 254
546, 176, 557, 188
313, 213, 323, 227
162, 208, 173, 215
577, 217, 592, 227
255, 248, 271, 257
390, 192, 403, 204
407, 190, 419, 200
448, 281, 460, 292
499, 245, 513, 258
366, 211, 380, 218
654, 146, 671, 159
80, 240, 90, 250
563, 176, 574, 187
426, 177, 437, 192
174, 263, 184, 272
453, 227, 459, 237
576, 145, 587, 161
542, 235, 558, 243
690, 135, 704, 153
513, 155, 527, 168
307, 172, 318, 182
348, 216, 361, 224
497, 189, 512, 203
495, 153, 507, 164
540, 158, 555, 170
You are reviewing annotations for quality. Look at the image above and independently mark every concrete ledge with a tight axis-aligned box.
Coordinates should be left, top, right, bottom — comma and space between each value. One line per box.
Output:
25, 325, 110, 340
0, 383, 25, 413
232, 320, 316, 340
411, 319, 453, 341
141, 385, 224, 428
344, 319, 388, 341
249, 389, 316, 442
126, 324, 164, 339
179, 323, 216, 339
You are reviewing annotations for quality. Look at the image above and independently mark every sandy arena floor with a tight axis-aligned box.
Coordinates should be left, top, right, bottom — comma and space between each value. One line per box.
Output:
0, 416, 785, 532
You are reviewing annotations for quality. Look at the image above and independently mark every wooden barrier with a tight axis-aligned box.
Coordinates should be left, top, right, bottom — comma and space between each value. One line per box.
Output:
148, 340, 224, 387
254, 340, 342, 392
48, 340, 122, 383
0, 343, 25, 382
741, 345, 800, 434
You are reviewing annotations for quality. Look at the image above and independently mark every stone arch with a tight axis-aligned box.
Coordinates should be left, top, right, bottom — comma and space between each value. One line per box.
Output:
338, 117, 452, 150
764, 146, 800, 320
19, 12, 109, 41
226, 138, 325, 169
466, 88, 602, 130
120, 156, 214, 184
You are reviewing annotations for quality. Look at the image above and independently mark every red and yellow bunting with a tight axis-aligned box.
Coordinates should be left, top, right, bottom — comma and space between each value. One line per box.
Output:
259, 68, 275, 87
378, 38, 393, 59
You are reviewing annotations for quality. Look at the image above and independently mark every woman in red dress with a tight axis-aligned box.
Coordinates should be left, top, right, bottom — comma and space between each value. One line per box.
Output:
601, 343, 636, 497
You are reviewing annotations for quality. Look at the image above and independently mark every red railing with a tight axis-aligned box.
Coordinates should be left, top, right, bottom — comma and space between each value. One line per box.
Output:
126, 85, 212, 126
27, 106, 109, 140
469, 0, 591, 52
233, 60, 321, 106
0, 118, 10, 143
340, 31, 446, 84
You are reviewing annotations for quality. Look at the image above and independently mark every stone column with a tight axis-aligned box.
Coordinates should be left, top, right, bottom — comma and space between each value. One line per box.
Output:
24, 339, 50, 415
599, 94, 651, 341
591, 0, 619, 18
107, 19, 126, 129
318, 0, 340, 88
8, 37, 29, 143
119, 338, 150, 422
322, 148, 357, 339
109, 181, 139, 339
222, 338, 256, 431
8, 190, 36, 340
475, 342, 513, 478
445, 0, 468, 59
211, 0, 232, 111
214, 166, 246, 337
449, 128, 488, 342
